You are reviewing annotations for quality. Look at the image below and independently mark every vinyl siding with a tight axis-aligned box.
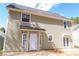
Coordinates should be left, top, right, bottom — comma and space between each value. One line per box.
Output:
31, 14, 71, 49
4, 10, 72, 51
4, 11, 23, 51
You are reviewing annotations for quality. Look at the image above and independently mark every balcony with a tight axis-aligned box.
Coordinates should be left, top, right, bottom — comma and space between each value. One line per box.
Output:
20, 22, 45, 31
20, 22, 31, 27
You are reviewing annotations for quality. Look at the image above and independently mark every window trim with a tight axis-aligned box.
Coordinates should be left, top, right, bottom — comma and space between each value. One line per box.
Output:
22, 32, 27, 49
48, 34, 53, 42
63, 37, 66, 46
66, 37, 69, 46
63, 36, 69, 47
64, 22, 67, 28
21, 12, 31, 23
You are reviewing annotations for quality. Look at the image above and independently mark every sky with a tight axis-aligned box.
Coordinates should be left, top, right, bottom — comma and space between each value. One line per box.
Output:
49, 3, 79, 18
0, 3, 8, 29
0, 3, 79, 29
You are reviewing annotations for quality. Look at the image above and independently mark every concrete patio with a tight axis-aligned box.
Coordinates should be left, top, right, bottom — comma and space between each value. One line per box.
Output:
2, 49, 79, 56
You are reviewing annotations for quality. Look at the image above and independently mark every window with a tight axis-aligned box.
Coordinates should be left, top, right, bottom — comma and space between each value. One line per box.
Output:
64, 21, 71, 28
48, 35, 52, 42
64, 22, 67, 28
22, 14, 30, 22
63, 36, 69, 47
63, 37, 66, 46
66, 37, 69, 46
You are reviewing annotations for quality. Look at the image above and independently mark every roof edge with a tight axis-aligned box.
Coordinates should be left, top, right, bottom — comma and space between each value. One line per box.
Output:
7, 3, 70, 22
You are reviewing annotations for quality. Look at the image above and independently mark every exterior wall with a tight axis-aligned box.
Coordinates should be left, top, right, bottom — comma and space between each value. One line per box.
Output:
4, 10, 72, 51
31, 14, 71, 49
4, 11, 23, 51
4, 10, 40, 51
72, 28, 79, 47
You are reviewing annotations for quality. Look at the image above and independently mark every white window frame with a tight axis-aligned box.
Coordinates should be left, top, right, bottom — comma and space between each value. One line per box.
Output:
21, 12, 31, 23
48, 34, 53, 42
63, 36, 69, 47
22, 32, 27, 49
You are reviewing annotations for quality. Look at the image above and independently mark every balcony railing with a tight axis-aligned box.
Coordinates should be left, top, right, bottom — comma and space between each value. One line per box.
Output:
20, 22, 38, 28
20, 22, 31, 26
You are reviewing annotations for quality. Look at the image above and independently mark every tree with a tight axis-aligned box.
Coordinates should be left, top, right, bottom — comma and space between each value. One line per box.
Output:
0, 36, 4, 50
0, 27, 5, 50
70, 17, 79, 24
0, 27, 5, 33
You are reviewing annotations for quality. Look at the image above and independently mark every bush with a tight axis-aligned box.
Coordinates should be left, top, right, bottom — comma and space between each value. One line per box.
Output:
0, 35, 4, 50
74, 45, 79, 48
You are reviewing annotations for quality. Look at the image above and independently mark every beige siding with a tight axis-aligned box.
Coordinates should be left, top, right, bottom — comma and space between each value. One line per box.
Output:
4, 10, 72, 51
4, 11, 23, 51
31, 14, 71, 49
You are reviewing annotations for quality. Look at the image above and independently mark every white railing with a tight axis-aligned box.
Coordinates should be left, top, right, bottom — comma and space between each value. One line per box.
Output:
20, 22, 38, 28
20, 22, 31, 26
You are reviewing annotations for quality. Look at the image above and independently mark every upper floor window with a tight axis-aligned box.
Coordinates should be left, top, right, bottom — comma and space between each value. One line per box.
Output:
64, 22, 67, 28
22, 14, 30, 22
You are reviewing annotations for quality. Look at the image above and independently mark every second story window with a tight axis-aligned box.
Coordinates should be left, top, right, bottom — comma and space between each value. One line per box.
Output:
22, 14, 30, 22
64, 22, 67, 28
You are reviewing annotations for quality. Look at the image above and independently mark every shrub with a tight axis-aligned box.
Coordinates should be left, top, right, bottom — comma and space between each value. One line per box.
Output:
0, 35, 4, 50
74, 45, 79, 48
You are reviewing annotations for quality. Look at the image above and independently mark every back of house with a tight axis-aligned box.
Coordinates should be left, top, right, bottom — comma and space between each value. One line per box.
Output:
4, 3, 73, 52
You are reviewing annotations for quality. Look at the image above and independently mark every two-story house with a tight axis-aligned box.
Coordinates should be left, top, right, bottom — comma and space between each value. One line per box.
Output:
4, 3, 73, 52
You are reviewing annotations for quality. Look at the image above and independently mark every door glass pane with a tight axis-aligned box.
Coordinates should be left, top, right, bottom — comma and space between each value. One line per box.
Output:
23, 40, 27, 49
63, 37, 66, 46
23, 33, 26, 40
22, 33, 27, 49
66, 38, 69, 46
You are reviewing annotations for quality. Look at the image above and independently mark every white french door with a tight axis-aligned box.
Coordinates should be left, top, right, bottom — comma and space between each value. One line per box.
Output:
29, 33, 37, 50
63, 36, 71, 48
